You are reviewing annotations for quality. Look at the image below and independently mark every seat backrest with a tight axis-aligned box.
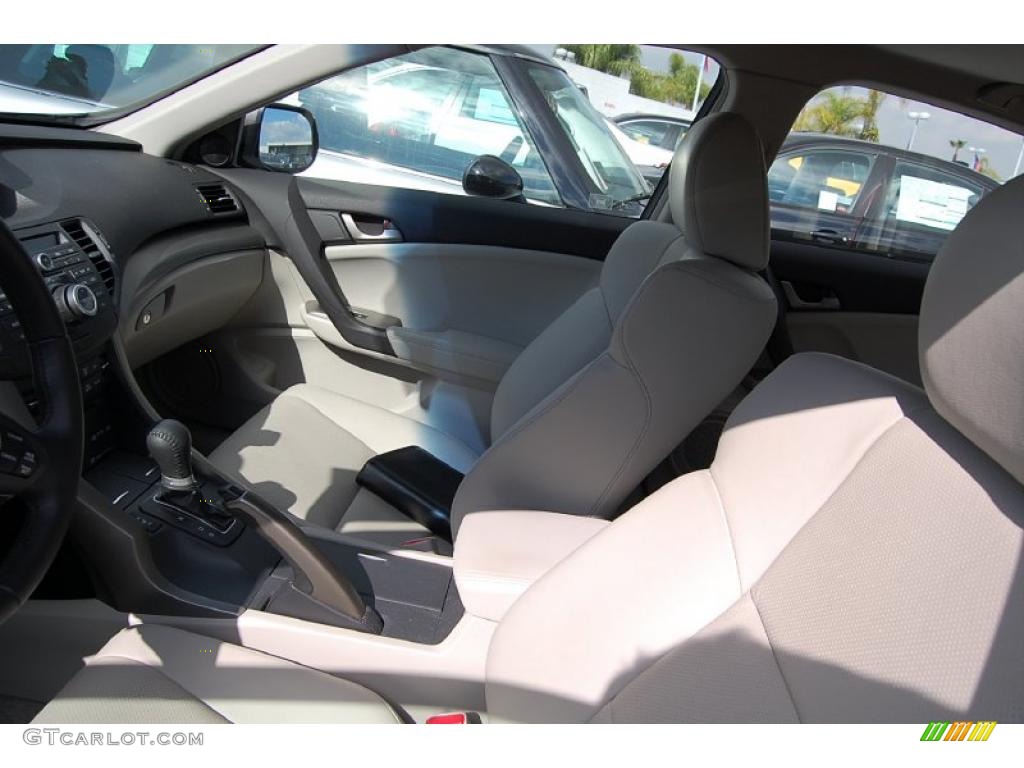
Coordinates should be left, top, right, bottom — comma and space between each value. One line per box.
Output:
452, 113, 777, 534
484, 174, 1024, 723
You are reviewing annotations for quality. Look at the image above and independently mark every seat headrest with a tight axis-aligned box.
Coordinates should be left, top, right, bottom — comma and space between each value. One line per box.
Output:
920, 174, 1024, 485
668, 112, 769, 271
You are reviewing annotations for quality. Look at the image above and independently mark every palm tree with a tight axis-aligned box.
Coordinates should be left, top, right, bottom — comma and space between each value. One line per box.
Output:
858, 90, 885, 142
792, 90, 887, 141
949, 139, 967, 162
562, 46, 709, 108
793, 92, 866, 137
558, 45, 641, 77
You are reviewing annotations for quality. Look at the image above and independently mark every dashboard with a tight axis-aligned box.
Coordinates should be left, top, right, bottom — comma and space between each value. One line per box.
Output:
0, 123, 268, 467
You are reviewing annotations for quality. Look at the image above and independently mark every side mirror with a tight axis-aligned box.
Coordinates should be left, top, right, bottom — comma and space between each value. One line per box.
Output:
242, 104, 319, 174
462, 155, 525, 202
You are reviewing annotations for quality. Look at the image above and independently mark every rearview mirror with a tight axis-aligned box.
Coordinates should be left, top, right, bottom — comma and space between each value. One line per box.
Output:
247, 104, 319, 174
462, 155, 525, 202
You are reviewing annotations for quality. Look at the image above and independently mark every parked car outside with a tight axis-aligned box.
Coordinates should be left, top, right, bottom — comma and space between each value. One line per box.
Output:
605, 118, 673, 185
294, 45, 651, 217
613, 112, 692, 152
608, 122, 999, 260
769, 133, 999, 260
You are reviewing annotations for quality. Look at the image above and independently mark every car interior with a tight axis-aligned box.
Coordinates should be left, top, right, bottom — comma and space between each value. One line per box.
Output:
0, 43, 1022, 724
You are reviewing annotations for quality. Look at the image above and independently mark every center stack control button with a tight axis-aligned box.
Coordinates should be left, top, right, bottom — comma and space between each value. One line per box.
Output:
52, 283, 98, 322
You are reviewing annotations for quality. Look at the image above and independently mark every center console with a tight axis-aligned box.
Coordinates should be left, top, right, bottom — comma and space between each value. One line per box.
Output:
4, 220, 120, 472
6, 217, 464, 647
83, 442, 463, 642
3, 219, 117, 377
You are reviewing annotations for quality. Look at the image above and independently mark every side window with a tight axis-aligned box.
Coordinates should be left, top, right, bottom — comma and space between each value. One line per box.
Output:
294, 47, 559, 206
779, 85, 1019, 260
767, 148, 876, 246
769, 150, 874, 213
884, 163, 984, 232
854, 161, 990, 259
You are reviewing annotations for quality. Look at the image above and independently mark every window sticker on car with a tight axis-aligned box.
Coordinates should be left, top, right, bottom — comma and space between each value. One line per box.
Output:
473, 87, 517, 125
817, 190, 840, 212
895, 175, 973, 231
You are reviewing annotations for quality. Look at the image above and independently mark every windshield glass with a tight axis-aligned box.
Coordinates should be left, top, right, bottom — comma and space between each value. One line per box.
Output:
0, 44, 261, 121
525, 61, 650, 214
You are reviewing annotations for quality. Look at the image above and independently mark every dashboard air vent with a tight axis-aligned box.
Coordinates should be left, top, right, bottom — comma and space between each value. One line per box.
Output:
195, 182, 240, 215
62, 218, 115, 298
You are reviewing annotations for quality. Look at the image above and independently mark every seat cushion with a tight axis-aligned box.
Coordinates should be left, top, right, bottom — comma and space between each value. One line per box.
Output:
484, 354, 1024, 723
33, 624, 402, 724
210, 384, 480, 536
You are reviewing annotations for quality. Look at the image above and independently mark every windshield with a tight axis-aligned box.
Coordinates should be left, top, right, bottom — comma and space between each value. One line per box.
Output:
0, 44, 261, 122
525, 61, 650, 214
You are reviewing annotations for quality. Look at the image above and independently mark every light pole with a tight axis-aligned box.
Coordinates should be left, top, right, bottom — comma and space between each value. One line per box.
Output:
690, 54, 707, 114
906, 111, 930, 150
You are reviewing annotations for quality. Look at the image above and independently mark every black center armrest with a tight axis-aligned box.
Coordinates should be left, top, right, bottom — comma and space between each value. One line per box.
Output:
355, 446, 464, 542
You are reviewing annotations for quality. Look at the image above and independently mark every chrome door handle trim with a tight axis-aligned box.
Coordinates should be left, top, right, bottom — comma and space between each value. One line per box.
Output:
341, 213, 403, 242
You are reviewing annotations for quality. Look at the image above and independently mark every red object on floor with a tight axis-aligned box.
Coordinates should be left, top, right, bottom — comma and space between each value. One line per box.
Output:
425, 712, 470, 724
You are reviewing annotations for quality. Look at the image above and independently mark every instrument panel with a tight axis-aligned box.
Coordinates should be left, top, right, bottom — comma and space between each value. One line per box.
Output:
0, 219, 118, 378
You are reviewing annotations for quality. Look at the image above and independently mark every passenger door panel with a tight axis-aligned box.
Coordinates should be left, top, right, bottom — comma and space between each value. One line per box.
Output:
217, 170, 623, 396
771, 238, 929, 386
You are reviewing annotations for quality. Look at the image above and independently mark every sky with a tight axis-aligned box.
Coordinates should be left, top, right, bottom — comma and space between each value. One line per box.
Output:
531, 45, 1023, 181
866, 90, 1023, 180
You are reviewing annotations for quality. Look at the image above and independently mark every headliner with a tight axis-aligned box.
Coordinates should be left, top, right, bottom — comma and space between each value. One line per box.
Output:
674, 45, 1024, 134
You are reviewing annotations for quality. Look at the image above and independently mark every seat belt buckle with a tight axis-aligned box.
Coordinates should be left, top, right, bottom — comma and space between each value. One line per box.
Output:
425, 711, 481, 724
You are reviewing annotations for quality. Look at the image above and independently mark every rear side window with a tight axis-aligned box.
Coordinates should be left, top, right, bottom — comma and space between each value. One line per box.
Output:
770, 86, 1022, 260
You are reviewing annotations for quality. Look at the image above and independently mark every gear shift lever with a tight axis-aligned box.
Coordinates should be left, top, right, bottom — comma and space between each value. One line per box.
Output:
143, 421, 380, 633
147, 419, 197, 492
146, 419, 232, 531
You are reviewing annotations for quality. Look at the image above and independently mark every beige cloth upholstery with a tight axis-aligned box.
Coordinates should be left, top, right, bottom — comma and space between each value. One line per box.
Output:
489, 167, 1024, 723
34, 624, 402, 723
453, 511, 610, 622
454, 233, 775, 534
484, 172, 1024, 716
36, 174, 1024, 724
487, 353, 1024, 722
213, 113, 776, 539
210, 383, 479, 534
667, 111, 769, 271
919, 174, 1024, 485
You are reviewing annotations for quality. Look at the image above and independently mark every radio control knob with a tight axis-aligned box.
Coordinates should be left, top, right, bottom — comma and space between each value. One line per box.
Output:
35, 253, 55, 271
52, 283, 98, 322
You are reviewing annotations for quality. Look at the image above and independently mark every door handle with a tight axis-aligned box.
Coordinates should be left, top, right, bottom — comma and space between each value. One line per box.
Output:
781, 280, 841, 311
341, 213, 403, 242
810, 228, 848, 245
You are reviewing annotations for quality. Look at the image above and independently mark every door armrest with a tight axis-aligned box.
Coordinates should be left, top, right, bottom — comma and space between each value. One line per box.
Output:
386, 327, 522, 384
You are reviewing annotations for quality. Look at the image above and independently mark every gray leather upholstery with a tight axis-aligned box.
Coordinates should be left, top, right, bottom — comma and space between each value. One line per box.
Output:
213, 112, 776, 539
920, 174, 1024, 485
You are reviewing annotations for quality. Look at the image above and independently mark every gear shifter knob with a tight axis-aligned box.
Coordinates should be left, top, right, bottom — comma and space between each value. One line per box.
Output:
147, 419, 197, 492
